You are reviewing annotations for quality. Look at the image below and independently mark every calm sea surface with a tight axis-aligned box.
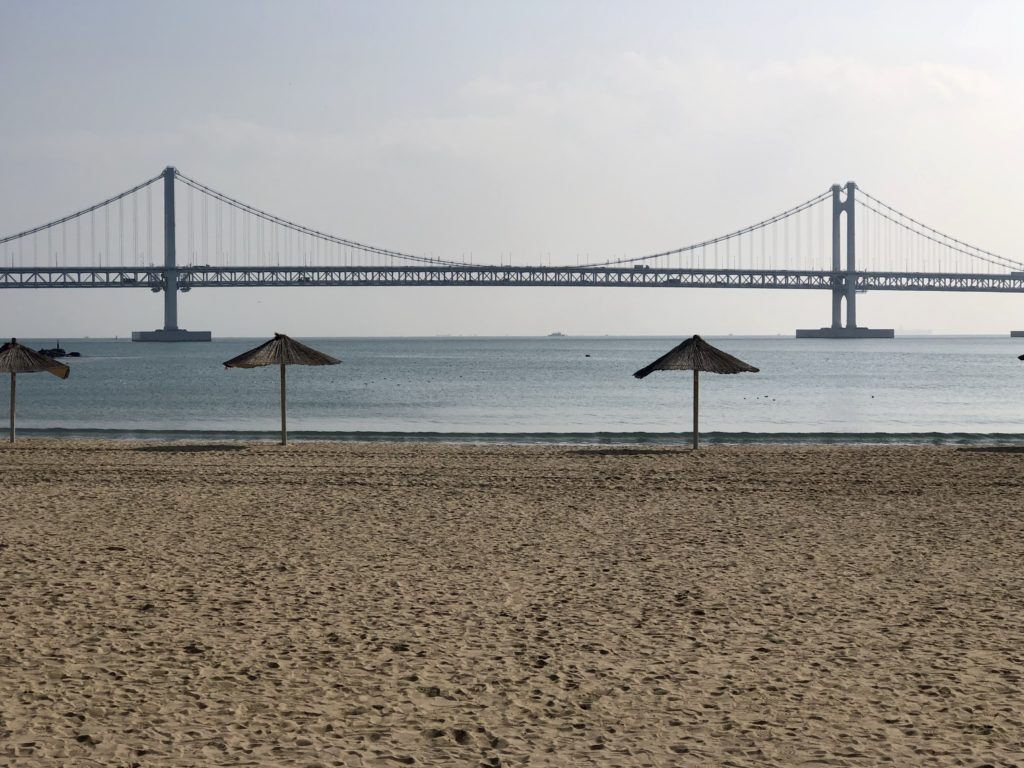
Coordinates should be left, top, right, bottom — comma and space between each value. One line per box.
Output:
7, 336, 1024, 443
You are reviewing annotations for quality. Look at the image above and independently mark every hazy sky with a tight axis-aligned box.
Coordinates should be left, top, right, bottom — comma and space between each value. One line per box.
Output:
2, 1, 1023, 337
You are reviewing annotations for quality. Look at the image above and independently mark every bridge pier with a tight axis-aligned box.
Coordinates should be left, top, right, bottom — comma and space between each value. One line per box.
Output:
797, 182, 893, 339
132, 166, 211, 342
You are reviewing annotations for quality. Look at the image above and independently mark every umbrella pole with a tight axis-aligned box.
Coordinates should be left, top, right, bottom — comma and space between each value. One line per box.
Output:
280, 363, 287, 446
692, 369, 699, 450
8, 372, 14, 444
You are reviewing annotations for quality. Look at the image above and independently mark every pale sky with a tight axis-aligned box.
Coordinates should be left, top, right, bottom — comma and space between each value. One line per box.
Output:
2, 0, 1023, 337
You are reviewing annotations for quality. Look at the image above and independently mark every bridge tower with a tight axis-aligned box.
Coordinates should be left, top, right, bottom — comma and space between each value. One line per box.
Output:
131, 167, 211, 342
796, 182, 893, 339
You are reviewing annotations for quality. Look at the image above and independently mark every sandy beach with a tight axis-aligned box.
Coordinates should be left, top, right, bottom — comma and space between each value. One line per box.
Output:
1, 440, 1022, 766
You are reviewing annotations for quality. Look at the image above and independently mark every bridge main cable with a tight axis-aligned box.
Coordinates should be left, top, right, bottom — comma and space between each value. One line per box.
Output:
0, 172, 163, 246
855, 188, 1024, 273
576, 188, 833, 268
173, 170, 468, 268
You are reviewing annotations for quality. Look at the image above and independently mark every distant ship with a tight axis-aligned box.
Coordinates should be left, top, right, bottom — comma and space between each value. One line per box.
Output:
547, 332, 566, 337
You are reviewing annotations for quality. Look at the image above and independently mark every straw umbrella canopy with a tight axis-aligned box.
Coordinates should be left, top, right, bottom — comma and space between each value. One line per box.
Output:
633, 335, 758, 450
0, 338, 71, 443
223, 333, 341, 445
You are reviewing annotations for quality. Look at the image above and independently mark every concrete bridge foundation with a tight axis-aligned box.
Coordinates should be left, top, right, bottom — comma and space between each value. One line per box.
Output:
797, 326, 895, 339
132, 329, 212, 342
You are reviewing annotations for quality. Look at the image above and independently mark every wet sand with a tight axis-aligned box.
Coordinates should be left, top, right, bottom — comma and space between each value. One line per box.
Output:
1, 440, 1022, 766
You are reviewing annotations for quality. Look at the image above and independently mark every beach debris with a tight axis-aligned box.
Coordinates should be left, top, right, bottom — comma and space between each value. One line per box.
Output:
223, 333, 341, 446
633, 335, 758, 450
0, 338, 71, 443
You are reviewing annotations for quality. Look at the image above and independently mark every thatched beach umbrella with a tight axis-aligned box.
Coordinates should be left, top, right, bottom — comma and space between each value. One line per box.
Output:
223, 333, 341, 445
0, 338, 71, 443
633, 335, 758, 450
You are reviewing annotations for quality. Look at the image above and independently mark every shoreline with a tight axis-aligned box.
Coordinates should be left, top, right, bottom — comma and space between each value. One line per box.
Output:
3, 440, 1022, 765
7, 428, 1024, 446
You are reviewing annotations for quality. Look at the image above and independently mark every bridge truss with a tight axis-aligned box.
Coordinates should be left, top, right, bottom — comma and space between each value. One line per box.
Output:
3, 265, 1024, 294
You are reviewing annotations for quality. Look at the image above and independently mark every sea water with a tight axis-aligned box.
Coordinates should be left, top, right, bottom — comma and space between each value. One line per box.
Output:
6, 336, 1024, 443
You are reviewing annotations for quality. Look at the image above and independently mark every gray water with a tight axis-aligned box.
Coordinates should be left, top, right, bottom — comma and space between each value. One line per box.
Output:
6, 336, 1024, 443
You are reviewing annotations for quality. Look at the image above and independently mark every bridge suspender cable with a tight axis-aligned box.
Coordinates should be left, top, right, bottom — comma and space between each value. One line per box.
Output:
2, 169, 1021, 276
855, 189, 1024, 272
574, 189, 834, 268
173, 170, 468, 268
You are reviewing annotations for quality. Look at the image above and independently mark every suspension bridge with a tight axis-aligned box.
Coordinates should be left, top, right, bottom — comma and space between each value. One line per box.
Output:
2, 166, 1022, 340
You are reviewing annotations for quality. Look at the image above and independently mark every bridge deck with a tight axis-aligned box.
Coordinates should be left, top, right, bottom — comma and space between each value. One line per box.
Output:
2, 266, 1024, 292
